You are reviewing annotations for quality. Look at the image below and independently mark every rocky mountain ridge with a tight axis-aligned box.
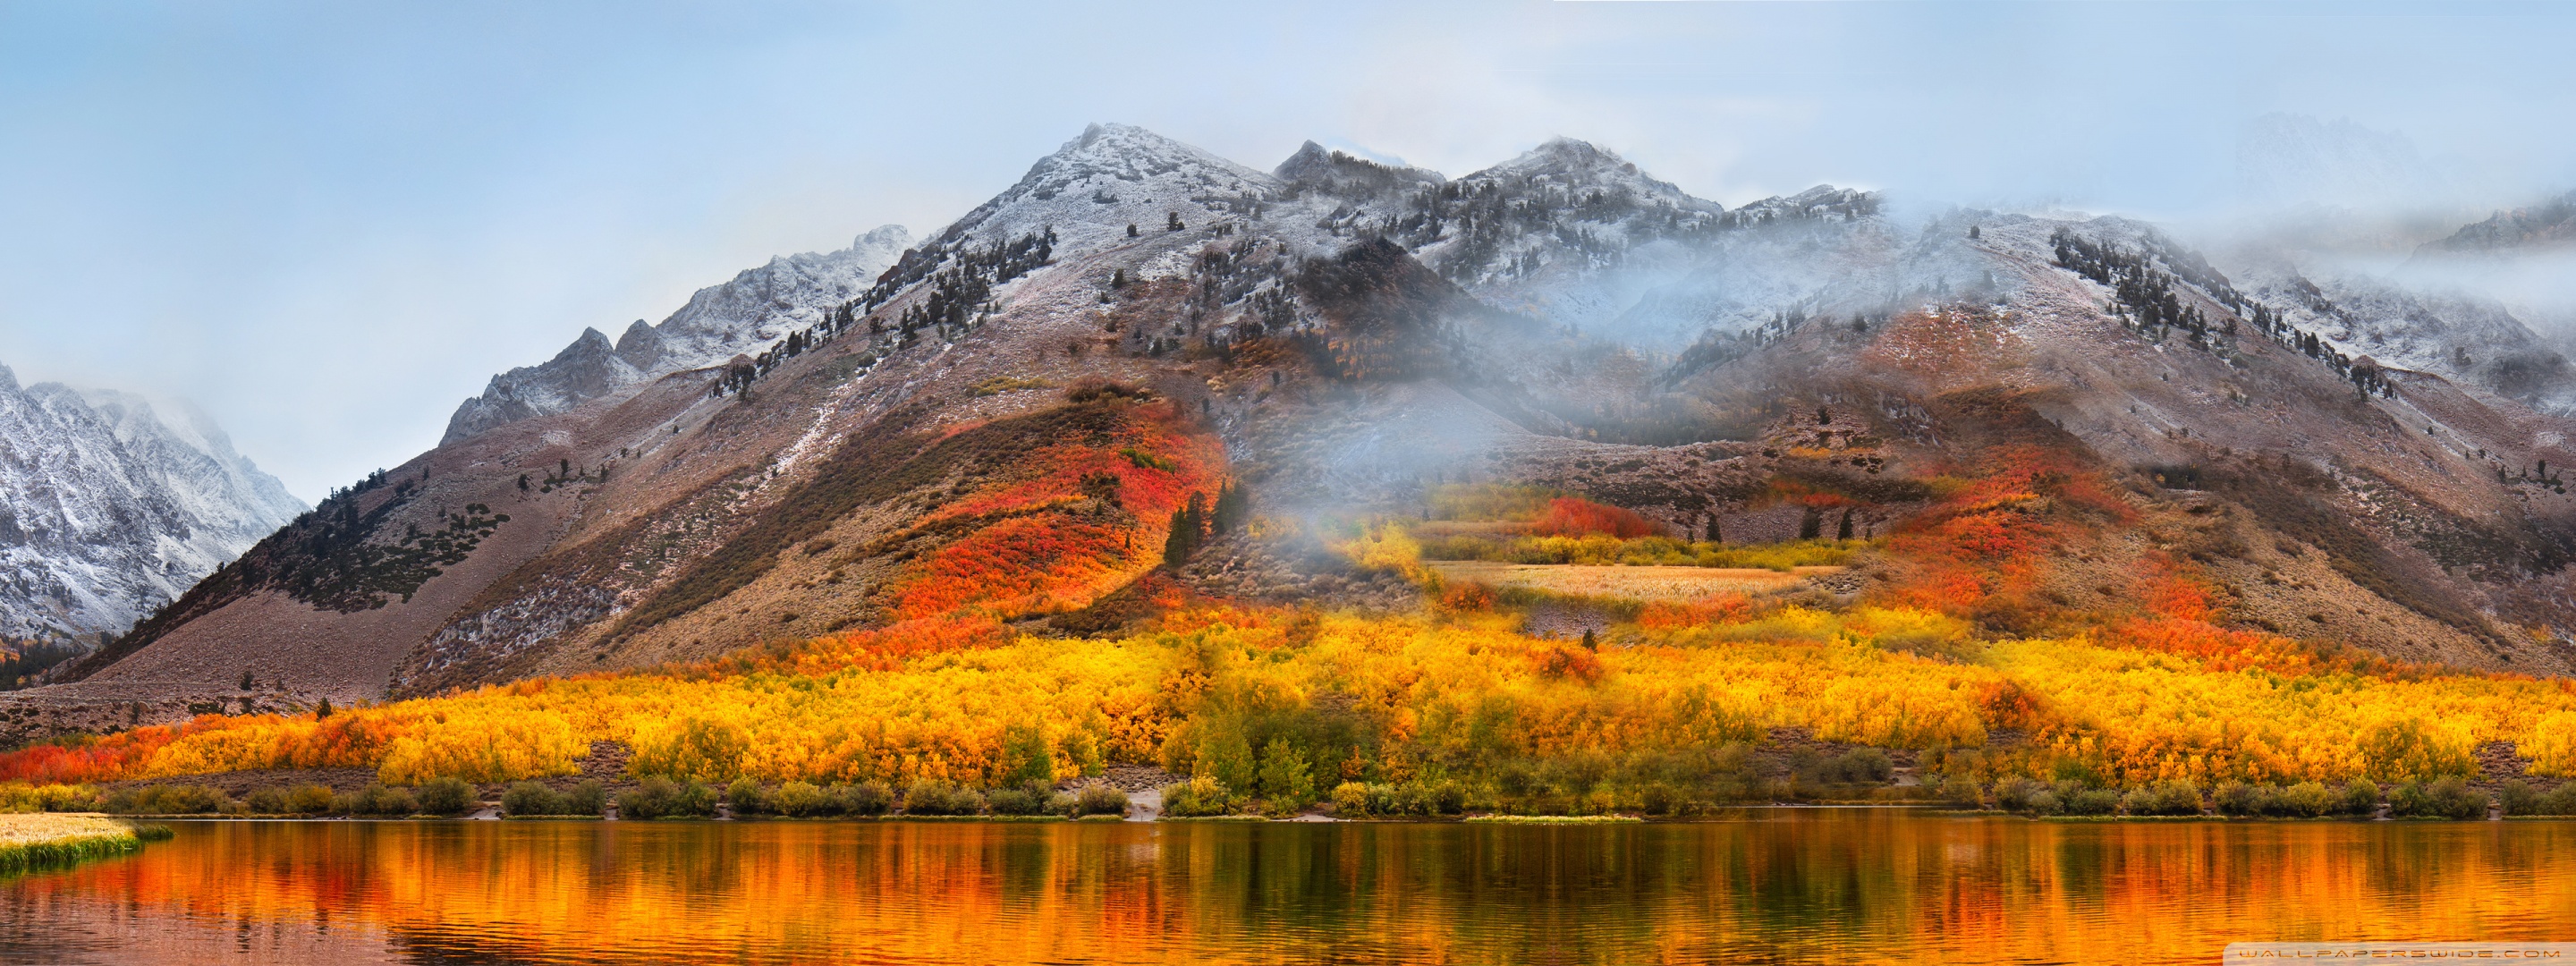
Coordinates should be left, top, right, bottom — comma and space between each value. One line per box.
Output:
442, 225, 912, 444
0, 365, 304, 644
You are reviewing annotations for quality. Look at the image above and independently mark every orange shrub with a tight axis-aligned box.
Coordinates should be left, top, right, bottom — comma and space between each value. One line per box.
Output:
1530, 498, 1661, 539
1438, 581, 1498, 612
1531, 644, 1604, 683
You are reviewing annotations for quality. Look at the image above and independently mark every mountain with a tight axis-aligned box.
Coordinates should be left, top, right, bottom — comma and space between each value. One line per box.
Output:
0, 365, 304, 647
2419, 191, 2576, 255
442, 225, 913, 444
18, 123, 2576, 743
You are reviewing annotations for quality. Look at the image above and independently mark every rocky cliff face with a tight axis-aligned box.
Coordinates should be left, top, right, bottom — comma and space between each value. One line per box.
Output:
0, 365, 303, 641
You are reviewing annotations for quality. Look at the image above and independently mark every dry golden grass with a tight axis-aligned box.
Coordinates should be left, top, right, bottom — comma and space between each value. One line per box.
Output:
0, 813, 134, 847
1426, 562, 1836, 601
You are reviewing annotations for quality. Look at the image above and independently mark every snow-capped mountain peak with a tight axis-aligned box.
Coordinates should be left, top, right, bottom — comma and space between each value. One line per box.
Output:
0, 363, 305, 641
1021, 123, 1275, 194
1464, 138, 1718, 214
923, 123, 1281, 263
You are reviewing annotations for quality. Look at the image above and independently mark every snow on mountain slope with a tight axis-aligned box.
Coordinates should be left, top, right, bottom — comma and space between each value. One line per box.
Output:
442, 225, 913, 444
0, 365, 304, 640
901, 123, 1284, 272
1262, 136, 1907, 349
873, 127, 1899, 355
2224, 260, 2576, 414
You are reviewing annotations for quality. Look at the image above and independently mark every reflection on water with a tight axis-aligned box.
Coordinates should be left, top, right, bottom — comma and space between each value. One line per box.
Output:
2, 810, 2572, 964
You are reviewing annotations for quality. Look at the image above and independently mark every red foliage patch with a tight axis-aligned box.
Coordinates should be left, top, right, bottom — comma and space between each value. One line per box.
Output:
884, 402, 1224, 622
1873, 445, 2148, 624
1530, 497, 1660, 538
0, 733, 165, 784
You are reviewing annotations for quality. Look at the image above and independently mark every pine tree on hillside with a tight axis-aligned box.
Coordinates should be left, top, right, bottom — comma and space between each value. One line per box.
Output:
1163, 491, 1209, 567
1210, 481, 1248, 536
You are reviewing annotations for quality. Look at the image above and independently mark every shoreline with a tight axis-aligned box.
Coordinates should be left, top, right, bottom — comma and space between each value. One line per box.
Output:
0, 813, 170, 874
108, 803, 2576, 824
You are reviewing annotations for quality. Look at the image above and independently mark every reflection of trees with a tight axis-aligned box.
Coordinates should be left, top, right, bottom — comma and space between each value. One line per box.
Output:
19, 817, 2576, 964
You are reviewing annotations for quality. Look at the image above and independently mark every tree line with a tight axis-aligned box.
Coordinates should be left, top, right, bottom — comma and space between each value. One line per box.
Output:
2052, 228, 2394, 400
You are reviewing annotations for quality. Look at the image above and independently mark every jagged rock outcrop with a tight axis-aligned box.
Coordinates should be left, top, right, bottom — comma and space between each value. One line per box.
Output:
0, 365, 304, 640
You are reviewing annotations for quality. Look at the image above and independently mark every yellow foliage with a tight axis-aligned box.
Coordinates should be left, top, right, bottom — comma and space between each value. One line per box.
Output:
0, 784, 95, 813
377, 710, 585, 785
1333, 521, 1424, 579
22, 602, 2576, 793
2517, 710, 2576, 777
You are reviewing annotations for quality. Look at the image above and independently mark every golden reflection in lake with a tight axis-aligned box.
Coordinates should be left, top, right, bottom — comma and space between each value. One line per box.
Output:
2, 811, 2572, 964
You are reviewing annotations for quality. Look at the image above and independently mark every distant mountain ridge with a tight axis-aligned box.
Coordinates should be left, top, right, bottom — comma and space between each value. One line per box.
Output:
2420, 190, 2576, 254
0, 365, 303, 642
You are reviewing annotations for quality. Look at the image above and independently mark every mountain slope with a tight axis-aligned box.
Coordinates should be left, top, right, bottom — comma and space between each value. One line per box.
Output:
19, 123, 2576, 745
0, 365, 304, 644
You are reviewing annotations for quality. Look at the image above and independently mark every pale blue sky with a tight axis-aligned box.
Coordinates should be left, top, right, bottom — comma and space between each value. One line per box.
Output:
4, 1, 2573, 500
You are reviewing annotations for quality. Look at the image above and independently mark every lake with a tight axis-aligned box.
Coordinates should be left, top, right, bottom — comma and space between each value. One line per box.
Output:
2, 809, 2571, 964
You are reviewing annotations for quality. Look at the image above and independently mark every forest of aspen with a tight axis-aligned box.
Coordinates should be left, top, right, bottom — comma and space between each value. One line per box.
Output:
7, 399, 2576, 822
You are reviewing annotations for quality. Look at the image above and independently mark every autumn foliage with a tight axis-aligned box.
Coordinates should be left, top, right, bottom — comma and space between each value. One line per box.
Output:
13, 412, 2576, 804
882, 401, 1223, 621
1530, 497, 1662, 539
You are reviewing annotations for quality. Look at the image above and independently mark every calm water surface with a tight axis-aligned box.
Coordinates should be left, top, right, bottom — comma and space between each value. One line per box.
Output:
2, 810, 2571, 964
